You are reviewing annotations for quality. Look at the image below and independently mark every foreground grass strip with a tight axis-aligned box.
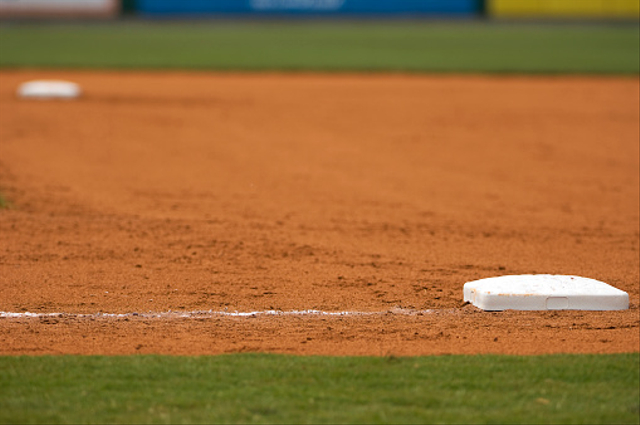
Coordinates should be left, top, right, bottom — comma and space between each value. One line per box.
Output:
0, 22, 638, 74
0, 353, 638, 424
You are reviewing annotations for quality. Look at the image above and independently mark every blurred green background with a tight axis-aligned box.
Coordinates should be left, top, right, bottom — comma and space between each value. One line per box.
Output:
0, 22, 638, 74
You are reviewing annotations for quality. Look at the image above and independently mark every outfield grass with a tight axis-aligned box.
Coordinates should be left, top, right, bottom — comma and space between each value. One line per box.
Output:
1, 353, 638, 424
0, 21, 638, 74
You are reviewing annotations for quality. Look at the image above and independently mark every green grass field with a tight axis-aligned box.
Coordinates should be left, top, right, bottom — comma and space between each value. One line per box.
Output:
0, 21, 638, 74
1, 354, 638, 424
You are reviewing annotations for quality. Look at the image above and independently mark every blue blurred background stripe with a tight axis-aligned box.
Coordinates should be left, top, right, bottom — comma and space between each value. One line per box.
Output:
137, 0, 480, 16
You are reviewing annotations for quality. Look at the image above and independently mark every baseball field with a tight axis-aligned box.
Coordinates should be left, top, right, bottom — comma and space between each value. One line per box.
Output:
0, 21, 639, 423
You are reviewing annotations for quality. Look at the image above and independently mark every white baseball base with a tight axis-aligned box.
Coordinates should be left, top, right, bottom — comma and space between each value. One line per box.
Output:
17, 80, 81, 99
463, 274, 629, 311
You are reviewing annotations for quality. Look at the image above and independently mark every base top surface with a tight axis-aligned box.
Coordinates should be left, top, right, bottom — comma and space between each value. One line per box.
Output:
17, 80, 81, 99
463, 275, 629, 311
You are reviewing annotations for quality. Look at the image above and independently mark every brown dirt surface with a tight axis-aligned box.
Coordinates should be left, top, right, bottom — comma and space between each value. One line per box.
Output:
0, 70, 638, 356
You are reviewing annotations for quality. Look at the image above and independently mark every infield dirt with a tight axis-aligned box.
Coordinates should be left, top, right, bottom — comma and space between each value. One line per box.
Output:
0, 71, 638, 355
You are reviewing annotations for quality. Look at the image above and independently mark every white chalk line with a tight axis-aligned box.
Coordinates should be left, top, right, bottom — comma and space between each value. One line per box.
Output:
0, 308, 439, 320
0, 308, 441, 319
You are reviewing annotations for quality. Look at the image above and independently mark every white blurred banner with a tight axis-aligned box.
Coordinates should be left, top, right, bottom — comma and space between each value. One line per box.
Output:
0, 0, 118, 17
